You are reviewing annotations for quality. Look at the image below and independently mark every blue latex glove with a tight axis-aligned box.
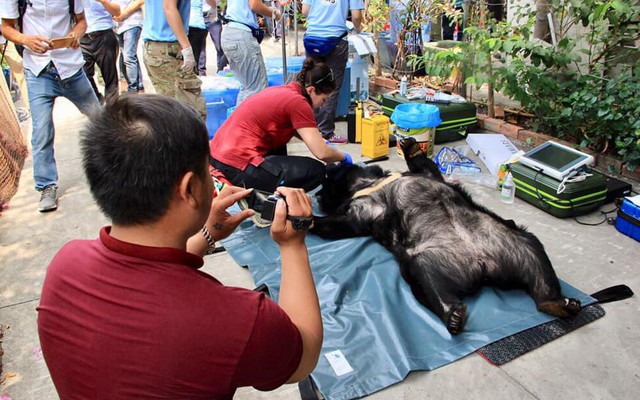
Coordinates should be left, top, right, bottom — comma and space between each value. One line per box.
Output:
342, 152, 353, 166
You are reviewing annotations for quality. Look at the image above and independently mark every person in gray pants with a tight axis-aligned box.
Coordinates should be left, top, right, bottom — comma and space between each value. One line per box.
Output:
222, 0, 280, 105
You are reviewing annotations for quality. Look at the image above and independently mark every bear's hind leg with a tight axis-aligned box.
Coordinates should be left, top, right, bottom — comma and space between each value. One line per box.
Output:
400, 257, 469, 335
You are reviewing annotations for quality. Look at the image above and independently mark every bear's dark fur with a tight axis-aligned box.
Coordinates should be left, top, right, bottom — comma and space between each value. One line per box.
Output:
311, 137, 581, 334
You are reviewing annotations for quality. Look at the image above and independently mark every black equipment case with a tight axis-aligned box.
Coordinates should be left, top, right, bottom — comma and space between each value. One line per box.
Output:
381, 92, 477, 143
510, 162, 607, 218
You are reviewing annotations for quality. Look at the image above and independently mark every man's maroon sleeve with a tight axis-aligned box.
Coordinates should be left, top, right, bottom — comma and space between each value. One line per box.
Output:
232, 295, 304, 391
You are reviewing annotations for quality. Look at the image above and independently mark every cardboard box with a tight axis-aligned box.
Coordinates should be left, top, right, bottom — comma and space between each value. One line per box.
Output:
466, 133, 520, 176
348, 34, 377, 56
348, 58, 369, 102
348, 34, 374, 103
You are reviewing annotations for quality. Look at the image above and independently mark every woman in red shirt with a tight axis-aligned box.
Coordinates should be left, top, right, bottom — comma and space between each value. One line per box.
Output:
209, 58, 352, 193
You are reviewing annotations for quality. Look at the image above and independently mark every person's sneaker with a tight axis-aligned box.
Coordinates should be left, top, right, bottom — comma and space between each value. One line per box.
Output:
325, 134, 348, 144
38, 186, 58, 212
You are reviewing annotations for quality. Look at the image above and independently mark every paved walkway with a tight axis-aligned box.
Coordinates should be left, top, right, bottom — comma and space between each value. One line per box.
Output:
1, 30, 639, 400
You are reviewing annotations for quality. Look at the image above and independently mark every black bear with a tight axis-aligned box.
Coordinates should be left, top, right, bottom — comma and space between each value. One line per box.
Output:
311, 137, 581, 334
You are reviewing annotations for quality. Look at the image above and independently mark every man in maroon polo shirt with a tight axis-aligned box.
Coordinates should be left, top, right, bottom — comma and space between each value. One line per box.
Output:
37, 94, 323, 399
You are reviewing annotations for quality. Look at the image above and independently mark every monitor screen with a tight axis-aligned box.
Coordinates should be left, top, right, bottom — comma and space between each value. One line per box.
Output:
527, 144, 585, 171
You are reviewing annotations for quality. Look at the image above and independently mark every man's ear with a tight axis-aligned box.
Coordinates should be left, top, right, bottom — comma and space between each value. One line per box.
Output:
177, 171, 199, 208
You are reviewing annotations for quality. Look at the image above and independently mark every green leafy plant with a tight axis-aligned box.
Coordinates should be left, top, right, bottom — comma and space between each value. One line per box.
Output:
362, 0, 390, 77
390, 0, 454, 79
415, 0, 640, 169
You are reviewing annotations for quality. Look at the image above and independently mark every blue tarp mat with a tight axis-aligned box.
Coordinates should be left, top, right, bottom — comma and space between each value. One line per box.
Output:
222, 220, 595, 400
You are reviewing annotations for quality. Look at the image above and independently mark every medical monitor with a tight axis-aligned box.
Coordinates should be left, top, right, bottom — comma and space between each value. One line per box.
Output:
519, 141, 594, 181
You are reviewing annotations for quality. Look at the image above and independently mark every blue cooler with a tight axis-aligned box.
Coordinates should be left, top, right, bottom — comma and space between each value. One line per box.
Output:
265, 56, 305, 87
616, 196, 640, 242
200, 76, 241, 139
264, 56, 305, 73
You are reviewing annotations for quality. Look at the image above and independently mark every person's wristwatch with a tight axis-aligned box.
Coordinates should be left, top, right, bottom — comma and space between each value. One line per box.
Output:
201, 226, 216, 249
286, 215, 314, 231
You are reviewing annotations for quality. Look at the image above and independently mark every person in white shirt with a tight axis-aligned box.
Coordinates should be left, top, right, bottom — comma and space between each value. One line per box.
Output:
1, 0, 100, 212
113, 0, 145, 92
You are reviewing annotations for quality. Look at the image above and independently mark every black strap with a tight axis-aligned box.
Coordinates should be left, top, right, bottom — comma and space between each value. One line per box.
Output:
617, 208, 640, 227
218, 12, 230, 24
298, 376, 322, 400
257, 159, 283, 178
590, 285, 634, 304
287, 215, 314, 231
253, 283, 270, 297
225, 18, 258, 33
209, 157, 241, 183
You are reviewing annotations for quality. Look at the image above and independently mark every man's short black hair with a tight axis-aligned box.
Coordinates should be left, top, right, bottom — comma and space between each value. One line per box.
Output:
81, 94, 210, 225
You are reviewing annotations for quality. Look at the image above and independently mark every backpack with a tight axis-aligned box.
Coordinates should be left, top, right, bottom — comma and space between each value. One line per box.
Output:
15, 0, 76, 57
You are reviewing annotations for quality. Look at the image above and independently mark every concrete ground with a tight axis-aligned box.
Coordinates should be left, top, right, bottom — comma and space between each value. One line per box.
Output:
1, 29, 639, 400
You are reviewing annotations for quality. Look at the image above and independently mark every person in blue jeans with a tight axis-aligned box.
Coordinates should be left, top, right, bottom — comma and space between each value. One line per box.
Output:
1, 0, 100, 212
302, 0, 363, 144
222, 0, 281, 105
114, 0, 145, 92
198, 0, 228, 75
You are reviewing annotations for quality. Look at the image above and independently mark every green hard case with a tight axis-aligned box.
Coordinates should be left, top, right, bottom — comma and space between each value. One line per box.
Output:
381, 92, 477, 143
510, 162, 607, 218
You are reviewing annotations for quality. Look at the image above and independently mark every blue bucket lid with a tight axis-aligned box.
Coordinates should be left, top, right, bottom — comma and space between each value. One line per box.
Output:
391, 103, 442, 129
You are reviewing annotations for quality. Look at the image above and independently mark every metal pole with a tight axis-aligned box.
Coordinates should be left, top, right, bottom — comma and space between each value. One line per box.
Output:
293, 0, 299, 56
281, 3, 287, 82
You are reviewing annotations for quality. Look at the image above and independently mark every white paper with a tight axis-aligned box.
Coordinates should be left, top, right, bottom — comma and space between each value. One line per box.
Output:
627, 194, 640, 207
324, 350, 354, 377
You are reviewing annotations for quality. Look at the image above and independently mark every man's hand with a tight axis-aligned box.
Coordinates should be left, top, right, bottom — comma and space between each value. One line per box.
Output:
270, 187, 312, 246
68, 32, 80, 49
180, 46, 196, 72
272, 8, 282, 21
23, 35, 53, 54
206, 186, 254, 241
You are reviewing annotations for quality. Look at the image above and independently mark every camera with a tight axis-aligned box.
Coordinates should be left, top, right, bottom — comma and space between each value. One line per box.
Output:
246, 189, 314, 230
247, 189, 283, 222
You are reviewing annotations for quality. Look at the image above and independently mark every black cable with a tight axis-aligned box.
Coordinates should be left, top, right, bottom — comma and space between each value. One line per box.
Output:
569, 198, 616, 226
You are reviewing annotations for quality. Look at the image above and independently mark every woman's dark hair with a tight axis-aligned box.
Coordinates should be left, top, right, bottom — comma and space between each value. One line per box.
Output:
81, 94, 210, 226
296, 57, 337, 95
